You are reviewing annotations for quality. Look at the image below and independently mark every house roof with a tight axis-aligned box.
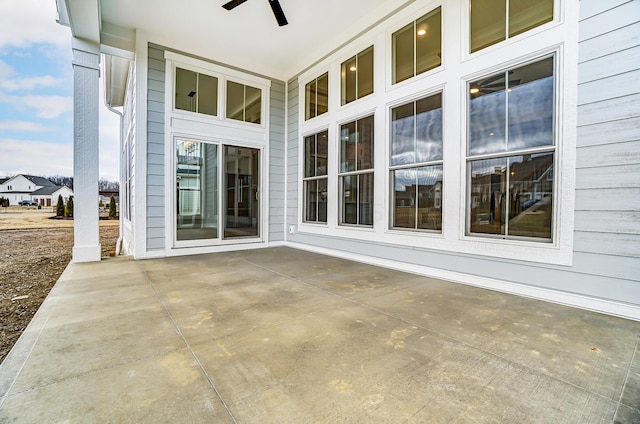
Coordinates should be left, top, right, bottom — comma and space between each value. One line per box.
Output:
0, 178, 8, 184
23, 175, 57, 187
31, 186, 66, 195
56, 0, 415, 81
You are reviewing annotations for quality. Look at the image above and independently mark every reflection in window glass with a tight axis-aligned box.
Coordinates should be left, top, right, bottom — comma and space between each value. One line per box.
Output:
467, 56, 555, 241
471, 0, 553, 53
469, 57, 554, 156
305, 73, 329, 120
175, 68, 218, 116
226, 81, 244, 121
509, 0, 553, 38
303, 131, 328, 223
175, 68, 197, 112
226, 81, 262, 124
341, 46, 374, 105
469, 154, 553, 239
393, 22, 414, 84
339, 115, 374, 226
393, 7, 442, 84
176, 140, 218, 241
390, 92, 443, 232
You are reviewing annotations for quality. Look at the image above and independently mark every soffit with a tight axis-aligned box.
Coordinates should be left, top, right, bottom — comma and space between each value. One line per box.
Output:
98, 0, 416, 81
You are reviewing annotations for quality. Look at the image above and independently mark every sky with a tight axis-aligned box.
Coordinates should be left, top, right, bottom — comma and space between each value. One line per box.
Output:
0, 0, 120, 181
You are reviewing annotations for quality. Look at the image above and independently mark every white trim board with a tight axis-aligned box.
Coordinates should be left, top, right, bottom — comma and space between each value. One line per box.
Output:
285, 241, 640, 322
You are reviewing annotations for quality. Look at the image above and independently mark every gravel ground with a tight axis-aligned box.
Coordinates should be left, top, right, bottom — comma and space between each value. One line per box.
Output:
0, 224, 119, 364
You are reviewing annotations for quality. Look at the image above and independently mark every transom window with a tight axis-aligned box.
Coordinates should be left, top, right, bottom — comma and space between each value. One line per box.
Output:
341, 46, 374, 105
392, 7, 442, 84
467, 56, 555, 240
227, 81, 262, 124
390, 92, 443, 231
470, 0, 554, 52
303, 130, 328, 223
175, 67, 218, 116
305, 73, 329, 120
339, 115, 374, 226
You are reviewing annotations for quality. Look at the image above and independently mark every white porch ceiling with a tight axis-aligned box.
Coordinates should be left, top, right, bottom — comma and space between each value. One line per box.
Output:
95, 0, 415, 81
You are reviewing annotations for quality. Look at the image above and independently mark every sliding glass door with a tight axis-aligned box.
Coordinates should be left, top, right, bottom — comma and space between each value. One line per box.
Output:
175, 140, 260, 245
224, 146, 259, 239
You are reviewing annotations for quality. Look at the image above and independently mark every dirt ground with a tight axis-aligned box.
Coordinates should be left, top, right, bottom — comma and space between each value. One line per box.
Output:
0, 209, 120, 364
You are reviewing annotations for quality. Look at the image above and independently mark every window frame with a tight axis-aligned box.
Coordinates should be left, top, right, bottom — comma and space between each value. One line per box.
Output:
302, 129, 329, 224
464, 53, 557, 242
465, 0, 560, 56
340, 45, 375, 106
389, 90, 444, 233
305, 72, 329, 121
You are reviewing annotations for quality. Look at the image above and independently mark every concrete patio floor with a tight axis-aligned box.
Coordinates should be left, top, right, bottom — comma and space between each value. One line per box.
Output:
0, 247, 638, 423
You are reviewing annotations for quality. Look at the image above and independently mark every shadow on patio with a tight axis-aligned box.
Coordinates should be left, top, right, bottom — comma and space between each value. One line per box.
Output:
1, 247, 638, 423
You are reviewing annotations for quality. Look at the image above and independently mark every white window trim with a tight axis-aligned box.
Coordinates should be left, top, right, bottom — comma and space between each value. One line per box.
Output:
295, 0, 577, 266
164, 51, 271, 255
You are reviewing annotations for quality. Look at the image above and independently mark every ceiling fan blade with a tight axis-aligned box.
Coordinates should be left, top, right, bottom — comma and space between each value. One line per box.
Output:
222, 0, 248, 11
268, 0, 288, 26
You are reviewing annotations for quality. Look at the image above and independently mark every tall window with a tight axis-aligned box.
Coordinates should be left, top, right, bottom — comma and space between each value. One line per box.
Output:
227, 81, 262, 124
175, 67, 218, 116
392, 7, 442, 84
303, 130, 328, 223
467, 56, 555, 240
390, 92, 443, 231
305, 73, 329, 120
341, 46, 374, 105
470, 0, 554, 52
339, 115, 374, 226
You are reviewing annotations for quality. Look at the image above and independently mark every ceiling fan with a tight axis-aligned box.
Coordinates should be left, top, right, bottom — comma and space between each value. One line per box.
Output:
222, 0, 288, 27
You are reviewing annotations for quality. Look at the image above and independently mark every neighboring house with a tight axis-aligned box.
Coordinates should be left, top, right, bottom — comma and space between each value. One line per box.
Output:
55, 0, 640, 320
0, 174, 72, 206
31, 185, 74, 207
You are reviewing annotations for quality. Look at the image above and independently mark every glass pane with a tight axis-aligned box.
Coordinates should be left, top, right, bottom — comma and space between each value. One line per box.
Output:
305, 79, 316, 120
317, 73, 329, 116
392, 168, 417, 228
358, 46, 374, 99
470, 0, 506, 52
341, 175, 358, 224
508, 153, 553, 239
340, 121, 356, 172
317, 130, 328, 176
305, 178, 327, 223
245, 85, 261, 124
469, 158, 506, 236
359, 173, 374, 226
304, 135, 315, 178
176, 140, 218, 241
305, 179, 318, 222
508, 57, 554, 151
416, 93, 443, 162
198, 73, 218, 116
416, 7, 442, 76
393, 22, 414, 84
509, 0, 553, 38
226, 81, 244, 121
224, 146, 259, 238
416, 165, 443, 230
391, 102, 415, 166
469, 72, 506, 156
175, 68, 197, 112
357, 115, 374, 170
341, 56, 357, 105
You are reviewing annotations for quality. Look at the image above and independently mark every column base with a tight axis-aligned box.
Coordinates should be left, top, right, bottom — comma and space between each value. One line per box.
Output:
72, 245, 102, 263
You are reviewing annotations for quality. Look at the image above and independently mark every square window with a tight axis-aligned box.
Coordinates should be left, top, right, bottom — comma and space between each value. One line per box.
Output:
470, 0, 553, 53
227, 81, 262, 124
393, 7, 442, 84
341, 47, 374, 105
175, 67, 218, 116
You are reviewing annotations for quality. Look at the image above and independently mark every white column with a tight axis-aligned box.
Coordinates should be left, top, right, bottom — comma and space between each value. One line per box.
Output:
72, 39, 101, 263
